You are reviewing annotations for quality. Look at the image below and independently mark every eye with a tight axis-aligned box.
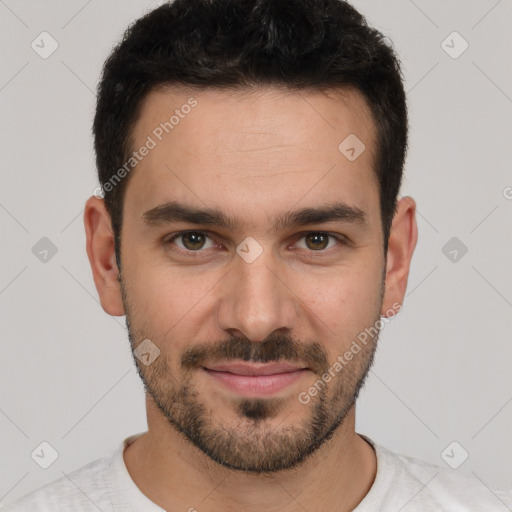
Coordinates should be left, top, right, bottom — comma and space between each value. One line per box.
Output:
164, 230, 346, 258
294, 232, 342, 252
166, 231, 216, 252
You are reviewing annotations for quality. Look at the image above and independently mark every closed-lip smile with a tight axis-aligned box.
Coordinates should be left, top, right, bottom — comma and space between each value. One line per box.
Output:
202, 361, 309, 396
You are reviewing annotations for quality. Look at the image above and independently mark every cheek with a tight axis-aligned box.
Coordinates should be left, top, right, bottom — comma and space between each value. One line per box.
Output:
296, 265, 383, 340
124, 255, 220, 342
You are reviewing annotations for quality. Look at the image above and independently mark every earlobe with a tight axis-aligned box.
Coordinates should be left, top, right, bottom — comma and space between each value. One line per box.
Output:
84, 196, 125, 316
381, 196, 418, 316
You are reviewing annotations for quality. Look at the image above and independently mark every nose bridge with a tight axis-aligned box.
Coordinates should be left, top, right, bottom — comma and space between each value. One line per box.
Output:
216, 245, 298, 342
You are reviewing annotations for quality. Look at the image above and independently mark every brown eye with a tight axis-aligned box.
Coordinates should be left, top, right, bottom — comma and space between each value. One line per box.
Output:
304, 232, 330, 250
180, 232, 207, 250
167, 231, 215, 253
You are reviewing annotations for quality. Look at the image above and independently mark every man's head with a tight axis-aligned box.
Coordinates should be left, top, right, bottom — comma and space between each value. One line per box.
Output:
85, 0, 417, 473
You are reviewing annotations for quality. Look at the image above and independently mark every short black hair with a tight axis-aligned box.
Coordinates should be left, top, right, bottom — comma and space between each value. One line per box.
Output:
93, 0, 407, 267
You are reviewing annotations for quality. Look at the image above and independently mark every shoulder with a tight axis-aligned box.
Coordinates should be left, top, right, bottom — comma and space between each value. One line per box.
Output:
0, 455, 112, 512
367, 438, 512, 510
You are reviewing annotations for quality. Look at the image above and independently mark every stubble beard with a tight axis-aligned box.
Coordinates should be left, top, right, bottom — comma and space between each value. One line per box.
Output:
120, 277, 382, 473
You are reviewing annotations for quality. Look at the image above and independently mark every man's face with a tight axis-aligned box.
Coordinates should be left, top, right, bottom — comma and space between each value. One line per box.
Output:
119, 86, 385, 472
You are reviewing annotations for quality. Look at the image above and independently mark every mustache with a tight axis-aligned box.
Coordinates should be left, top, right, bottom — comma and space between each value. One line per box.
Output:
181, 335, 330, 376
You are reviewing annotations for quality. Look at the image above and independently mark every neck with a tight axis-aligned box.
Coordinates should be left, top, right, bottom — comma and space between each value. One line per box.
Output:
124, 397, 377, 512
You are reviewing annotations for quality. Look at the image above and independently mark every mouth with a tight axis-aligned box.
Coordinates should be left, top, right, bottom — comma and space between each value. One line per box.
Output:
202, 361, 310, 396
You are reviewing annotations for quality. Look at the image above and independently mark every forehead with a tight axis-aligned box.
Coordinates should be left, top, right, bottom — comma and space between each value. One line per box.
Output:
125, 85, 380, 231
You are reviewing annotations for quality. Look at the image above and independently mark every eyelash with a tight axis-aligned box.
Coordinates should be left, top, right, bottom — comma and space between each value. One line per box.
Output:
164, 230, 347, 259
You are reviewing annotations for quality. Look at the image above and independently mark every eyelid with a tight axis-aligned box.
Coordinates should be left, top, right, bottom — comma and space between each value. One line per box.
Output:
290, 231, 348, 255
165, 230, 218, 254
293, 230, 350, 245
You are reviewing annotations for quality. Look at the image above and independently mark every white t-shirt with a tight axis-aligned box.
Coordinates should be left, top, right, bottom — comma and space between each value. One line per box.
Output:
2, 432, 511, 511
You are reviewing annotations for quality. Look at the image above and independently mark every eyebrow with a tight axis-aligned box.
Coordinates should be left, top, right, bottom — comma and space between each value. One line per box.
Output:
142, 200, 367, 232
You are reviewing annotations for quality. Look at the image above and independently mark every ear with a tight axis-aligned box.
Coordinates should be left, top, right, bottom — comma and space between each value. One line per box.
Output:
84, 196, 125, 316
381, 196, 418, 317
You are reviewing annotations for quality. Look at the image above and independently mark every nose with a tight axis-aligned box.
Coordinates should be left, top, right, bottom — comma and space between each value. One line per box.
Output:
215, 247, 300, 342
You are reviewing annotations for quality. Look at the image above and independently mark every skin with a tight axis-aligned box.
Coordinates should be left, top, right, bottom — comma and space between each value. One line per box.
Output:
84, 85, 417, 511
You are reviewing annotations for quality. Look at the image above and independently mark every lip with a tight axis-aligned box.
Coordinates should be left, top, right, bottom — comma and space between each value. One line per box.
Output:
203, 361, 309, 396
204, 361, 306, 376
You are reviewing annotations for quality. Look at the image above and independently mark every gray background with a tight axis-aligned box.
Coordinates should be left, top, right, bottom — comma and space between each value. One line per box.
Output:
1, 0, 511, 506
